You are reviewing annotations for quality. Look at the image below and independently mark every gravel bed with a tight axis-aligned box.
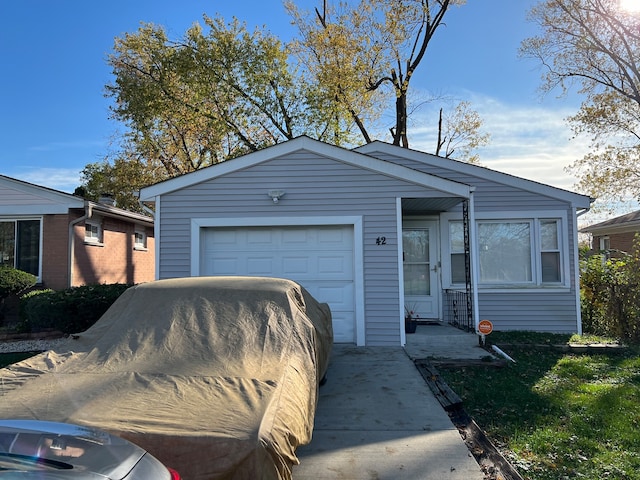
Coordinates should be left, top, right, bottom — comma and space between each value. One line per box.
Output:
0, 337, 69, 354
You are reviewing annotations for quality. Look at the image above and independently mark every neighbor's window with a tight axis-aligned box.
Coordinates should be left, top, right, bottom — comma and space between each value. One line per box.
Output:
449, 218, 562, 286
134, 229, 147, 249
0, 219, 40, 276
85, 221, 102, 244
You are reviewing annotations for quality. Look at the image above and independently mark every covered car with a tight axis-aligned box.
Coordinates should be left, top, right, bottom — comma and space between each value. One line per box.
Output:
0, 276, 333, 480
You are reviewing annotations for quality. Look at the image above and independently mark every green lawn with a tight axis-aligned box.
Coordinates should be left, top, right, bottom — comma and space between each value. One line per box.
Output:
439, 332, 640, 480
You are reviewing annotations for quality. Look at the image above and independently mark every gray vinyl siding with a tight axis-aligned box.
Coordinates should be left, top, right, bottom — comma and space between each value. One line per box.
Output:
370, 150, 582, 333
370, 152, 564, 212
477, 291, 579, 332
157, 151, 446, 346
155, 146, 584, 342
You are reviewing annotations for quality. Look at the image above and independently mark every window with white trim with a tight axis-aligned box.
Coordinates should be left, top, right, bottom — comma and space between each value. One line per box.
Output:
84, 220, 102, 244
540, 219, 561, 282
0, 219, 40, 276
134, 229, 147, 249
449, 222, 466, 284
449, 217, 563, 286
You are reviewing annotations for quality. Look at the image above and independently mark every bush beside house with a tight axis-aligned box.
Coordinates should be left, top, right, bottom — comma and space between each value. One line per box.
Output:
0, 267, 37, 325
580, 248, 640, 343
18, 283, 131, 334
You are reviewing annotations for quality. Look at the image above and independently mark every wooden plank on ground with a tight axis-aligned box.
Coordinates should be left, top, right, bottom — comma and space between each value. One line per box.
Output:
414, 360, 462, 411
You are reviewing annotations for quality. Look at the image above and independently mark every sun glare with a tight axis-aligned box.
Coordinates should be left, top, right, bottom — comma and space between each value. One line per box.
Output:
620, 0, 640, 13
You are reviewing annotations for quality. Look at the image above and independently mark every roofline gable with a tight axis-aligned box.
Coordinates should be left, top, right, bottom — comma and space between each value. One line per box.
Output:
355, 141, 593, 209
0, 175, 153, 223
140, 136, 473, 200
0, 174, 85, 210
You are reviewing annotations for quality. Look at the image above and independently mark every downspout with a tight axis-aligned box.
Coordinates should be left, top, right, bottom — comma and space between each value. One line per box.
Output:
468, 188, 481, 333
68, 201, 93, 288
574, 206, 591, 335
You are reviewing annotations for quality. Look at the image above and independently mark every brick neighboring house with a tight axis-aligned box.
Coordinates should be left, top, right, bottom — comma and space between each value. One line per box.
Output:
580, 209, 640, 256
0, 174, 154, 290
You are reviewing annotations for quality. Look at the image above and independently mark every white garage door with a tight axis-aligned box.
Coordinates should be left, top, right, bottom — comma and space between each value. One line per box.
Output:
201, 225, 355, 343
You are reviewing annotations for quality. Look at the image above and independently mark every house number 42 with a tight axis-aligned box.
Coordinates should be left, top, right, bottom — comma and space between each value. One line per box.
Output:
376, 237, 387, 245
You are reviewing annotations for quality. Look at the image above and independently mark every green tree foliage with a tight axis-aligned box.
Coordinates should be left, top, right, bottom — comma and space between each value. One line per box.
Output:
580, 246, 640, 343
435, 101, 490, 163
78, 155, 164, 212
85, 3, 489, 202
521, 0, 640, 208
286, 0, 467, 148
83, 15, 362, 204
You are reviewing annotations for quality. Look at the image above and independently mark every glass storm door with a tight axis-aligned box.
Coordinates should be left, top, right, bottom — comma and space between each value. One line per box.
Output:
403, 221, 440, 320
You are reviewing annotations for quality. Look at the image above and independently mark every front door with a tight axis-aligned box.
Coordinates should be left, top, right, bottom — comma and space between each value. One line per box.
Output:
403, 220, 440, 320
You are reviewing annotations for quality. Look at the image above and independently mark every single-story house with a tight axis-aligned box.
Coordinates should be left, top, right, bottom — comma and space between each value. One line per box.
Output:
140, 136, 592, 346
0, 175, 155, 290
580, 209, 640, 255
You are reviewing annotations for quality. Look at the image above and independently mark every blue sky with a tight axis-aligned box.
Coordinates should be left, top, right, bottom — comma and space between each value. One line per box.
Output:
0, 0, 588, 197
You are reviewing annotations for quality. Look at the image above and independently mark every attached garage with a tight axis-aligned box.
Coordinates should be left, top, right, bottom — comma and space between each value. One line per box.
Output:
200, 225, 356, 343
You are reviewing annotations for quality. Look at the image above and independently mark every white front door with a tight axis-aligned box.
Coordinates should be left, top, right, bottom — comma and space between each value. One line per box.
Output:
402, 220, 440, 320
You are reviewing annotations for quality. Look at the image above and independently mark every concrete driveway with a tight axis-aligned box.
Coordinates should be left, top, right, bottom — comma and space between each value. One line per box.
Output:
293, 330, 487, 480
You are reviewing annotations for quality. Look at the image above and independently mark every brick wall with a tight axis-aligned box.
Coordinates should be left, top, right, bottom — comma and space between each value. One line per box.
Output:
592, 232, 638, 256
41, 214, 71, 290
72, 216, 155, 287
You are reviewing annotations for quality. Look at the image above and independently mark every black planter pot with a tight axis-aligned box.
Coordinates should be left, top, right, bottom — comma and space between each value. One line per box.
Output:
405, 317, 417, 334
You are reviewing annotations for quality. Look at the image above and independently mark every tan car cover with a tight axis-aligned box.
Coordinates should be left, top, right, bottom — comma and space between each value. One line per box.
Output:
0, 276, 333, 480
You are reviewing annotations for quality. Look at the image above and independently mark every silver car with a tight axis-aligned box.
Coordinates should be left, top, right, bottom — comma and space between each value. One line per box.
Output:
0, 420, 180, 479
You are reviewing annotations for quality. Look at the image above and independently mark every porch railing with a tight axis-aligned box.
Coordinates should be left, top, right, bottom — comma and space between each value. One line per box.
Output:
444, 289, 473, 331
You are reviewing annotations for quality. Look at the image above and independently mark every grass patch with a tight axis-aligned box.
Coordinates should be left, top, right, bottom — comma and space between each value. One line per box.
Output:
0, 352, 38, 369
439, 332, 640, 479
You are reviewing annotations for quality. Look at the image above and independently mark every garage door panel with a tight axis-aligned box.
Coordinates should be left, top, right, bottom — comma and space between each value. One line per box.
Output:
247, 230, 274, 244
281, 256, 310, 275
317, 254, 350, 275
204, 257, 237, 275
202, 225, 355, 343
315, 282, 353, 311
246, 257, 275, 275
281, 229, 310, 244
326, 312, 353, 343
209, 230, 238, 245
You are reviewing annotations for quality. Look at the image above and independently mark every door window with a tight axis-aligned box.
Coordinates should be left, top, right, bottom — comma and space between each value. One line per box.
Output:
403, 229, 430, 296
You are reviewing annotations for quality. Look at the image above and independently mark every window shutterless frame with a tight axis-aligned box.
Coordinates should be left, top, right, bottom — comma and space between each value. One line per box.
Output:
444, 213, 566, 289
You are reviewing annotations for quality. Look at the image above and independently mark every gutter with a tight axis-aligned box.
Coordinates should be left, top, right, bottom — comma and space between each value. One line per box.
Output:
68, 202, 93, 288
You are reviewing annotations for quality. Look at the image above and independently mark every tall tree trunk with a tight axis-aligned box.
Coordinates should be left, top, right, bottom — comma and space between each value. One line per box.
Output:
394, 93, 409, 147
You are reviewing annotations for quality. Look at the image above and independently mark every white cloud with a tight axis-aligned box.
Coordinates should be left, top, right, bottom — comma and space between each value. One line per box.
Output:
7, 168, 82, 193
409, 94, 591, 193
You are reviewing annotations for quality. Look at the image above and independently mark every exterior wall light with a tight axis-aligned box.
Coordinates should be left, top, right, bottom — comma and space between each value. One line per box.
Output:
268, 190, 285, 204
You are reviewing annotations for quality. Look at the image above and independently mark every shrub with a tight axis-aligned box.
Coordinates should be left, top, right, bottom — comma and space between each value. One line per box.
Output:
0, 266, 37, 300
19, 283, 131, 334
580, 250, 640, 343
